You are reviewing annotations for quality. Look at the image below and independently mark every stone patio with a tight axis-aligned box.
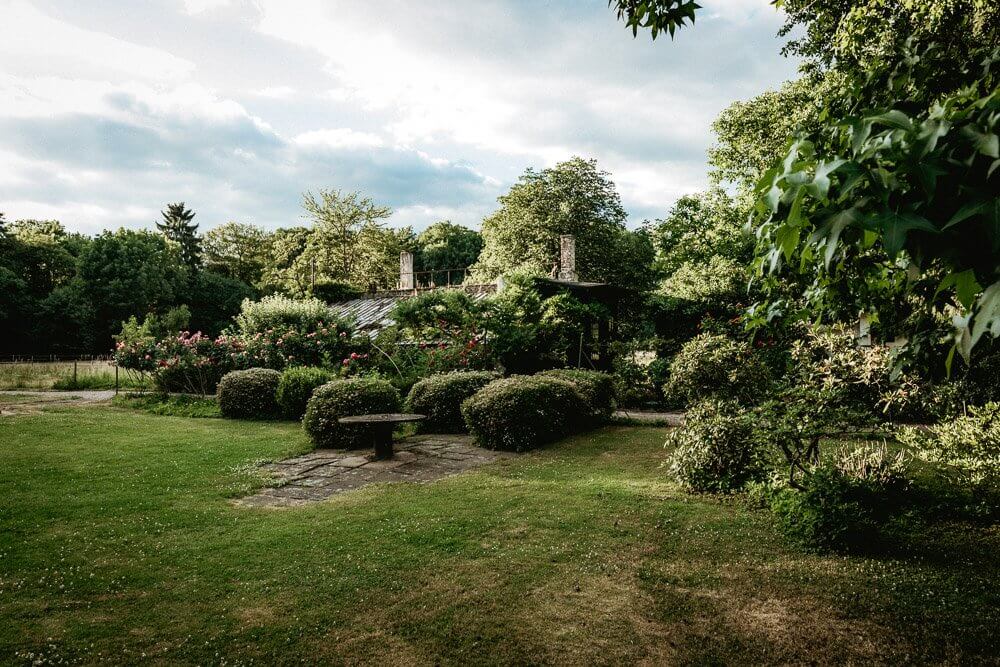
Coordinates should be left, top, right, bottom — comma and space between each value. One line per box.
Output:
237, 433, 514, 507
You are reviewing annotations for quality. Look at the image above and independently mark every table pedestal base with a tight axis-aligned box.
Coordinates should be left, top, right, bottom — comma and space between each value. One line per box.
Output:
372, 424, 395, 460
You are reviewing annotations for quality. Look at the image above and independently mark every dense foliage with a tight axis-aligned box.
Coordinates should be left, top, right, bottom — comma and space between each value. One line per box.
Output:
216, 368, 282, 420
0, 192, 485, 355
461, 375, 588, 451
538, 369, 616, 422
303, 378, 402, 448
664, 333, 771, 406
276, 366, 334, 421
404, 371, 498, 433
898, 403, 1000, 489
666, 399, 768, 493
473, 157, 655, 293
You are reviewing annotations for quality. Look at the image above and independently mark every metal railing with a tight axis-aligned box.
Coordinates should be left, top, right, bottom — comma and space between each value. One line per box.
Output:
400, 268, 471, 291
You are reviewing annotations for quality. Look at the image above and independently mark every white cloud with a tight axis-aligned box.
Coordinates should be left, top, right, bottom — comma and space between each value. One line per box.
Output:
181, 0, 231, 15
0, 0, 799, 232
255, 85, 297, 99
0, 1, 194, 83
294, 128, 385, 150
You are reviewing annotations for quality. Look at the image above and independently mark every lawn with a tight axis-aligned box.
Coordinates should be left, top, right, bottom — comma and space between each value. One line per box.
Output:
0, 360, 147, 391
2, 401, 998, 664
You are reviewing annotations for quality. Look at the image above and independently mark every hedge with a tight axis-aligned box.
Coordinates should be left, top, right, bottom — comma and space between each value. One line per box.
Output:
404, 371, 498, 433
276, 366, 333, 420
217, 368, 281, 419
539, 368, 616, 421
303, 377, 401, 448
461, 375, 588, 451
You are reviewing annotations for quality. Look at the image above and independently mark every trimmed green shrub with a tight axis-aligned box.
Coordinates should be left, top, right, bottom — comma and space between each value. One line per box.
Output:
404, 371, 498, 433
276, 366, 333, 420
665, 399, 767, 493
664, 333, 771, 406
217, 368, 281, 419
303, 378, 402, 448
539, 368, 616, 421
461, 375, 589, 451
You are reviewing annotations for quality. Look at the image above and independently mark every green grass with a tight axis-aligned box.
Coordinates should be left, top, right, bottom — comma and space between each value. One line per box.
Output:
111, 393, 222, 418
0, 360, 148, 391
1, 407, 997, 664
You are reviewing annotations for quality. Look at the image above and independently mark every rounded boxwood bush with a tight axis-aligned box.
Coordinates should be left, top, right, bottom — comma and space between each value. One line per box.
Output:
664, 333, 771, 406
461, 375, 589, 451
539, 369, 616, 421
217, 368, 281, 419
665, 399, 767, 493
303, 377, 402, 448
276, 366, 333, 420
404, 371, 498, 433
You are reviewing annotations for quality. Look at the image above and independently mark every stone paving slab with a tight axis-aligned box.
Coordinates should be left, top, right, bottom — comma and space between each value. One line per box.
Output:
236, 433, 514, 508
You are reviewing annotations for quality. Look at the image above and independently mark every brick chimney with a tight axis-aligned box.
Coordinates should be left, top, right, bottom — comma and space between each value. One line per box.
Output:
557, 235, 577, 282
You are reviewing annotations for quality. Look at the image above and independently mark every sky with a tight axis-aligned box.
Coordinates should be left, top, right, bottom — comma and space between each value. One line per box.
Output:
0, 0, 800, 234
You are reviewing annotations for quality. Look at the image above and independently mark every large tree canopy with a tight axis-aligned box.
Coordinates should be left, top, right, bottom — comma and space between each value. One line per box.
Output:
414, 222, 483, 285
203, 222, 270, 287
474, 157, 630, 284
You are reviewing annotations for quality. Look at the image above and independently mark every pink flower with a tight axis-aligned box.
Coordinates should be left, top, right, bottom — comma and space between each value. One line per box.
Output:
342, 359, 350, 366
144, 354, 151, 360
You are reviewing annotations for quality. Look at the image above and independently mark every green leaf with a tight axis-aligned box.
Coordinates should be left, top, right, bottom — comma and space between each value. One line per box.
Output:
962, 126, 1000, 158
937, 269, 982, 310
850, 120, 872, 153
815, 207, 860, 269
805, 158, 846, 199
914, 161, 947, 198
867, 110, 913, 132
775, 223, 801, 263
876, 210, 938, 257
943, 197, 991, 229
970, 281, 1000, 351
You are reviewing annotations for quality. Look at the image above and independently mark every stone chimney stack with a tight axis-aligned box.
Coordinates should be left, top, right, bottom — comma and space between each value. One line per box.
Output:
557, 235, 577, 282
399, 251, 415, 290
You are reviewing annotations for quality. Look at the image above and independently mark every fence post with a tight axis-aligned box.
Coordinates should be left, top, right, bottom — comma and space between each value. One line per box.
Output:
115, 365, 119, 396
73, 361, 78, 387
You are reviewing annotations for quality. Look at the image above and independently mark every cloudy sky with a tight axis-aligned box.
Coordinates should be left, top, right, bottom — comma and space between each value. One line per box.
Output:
0, 0, 799, 234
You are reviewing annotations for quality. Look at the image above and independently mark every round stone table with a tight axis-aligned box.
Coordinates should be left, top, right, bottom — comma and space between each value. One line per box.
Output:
337, 413, 426, 460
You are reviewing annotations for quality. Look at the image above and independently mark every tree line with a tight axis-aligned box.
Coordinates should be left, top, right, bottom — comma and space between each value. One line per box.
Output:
0, 157, 660, 356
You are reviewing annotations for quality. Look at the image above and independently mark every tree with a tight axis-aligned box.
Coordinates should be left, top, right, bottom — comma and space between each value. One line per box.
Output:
157, 202, 202, 272
650, 188, 752, 276
350, 224, 415, 292
473, 157, 629, 284
5, 220, 77, 300
260, 226, 312, 296
610, 0, 701, 40
35, 280, 97, 353
752, 42, 999, 366
203, 222, 270, 286
300, 189, 393, 283
77, 229, 189, 349
709, 78, 827, 198
414, 222, 483, 285
186, 271, 256, 337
